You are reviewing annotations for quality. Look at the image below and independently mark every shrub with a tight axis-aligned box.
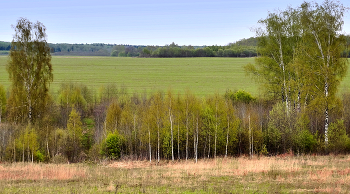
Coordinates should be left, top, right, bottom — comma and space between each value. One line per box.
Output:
225, 90, 255, 104
293, 129, 317, 154
101, 133, 123, 160
328, 119, 350, 153
35, 150, 45, 162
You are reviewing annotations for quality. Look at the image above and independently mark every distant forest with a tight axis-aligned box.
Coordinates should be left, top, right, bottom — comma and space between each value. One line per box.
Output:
1, 36, 349, 57
0, 37, 258, 57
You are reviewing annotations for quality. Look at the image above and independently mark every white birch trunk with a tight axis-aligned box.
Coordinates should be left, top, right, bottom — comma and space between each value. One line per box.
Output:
148, 127, 151, 163
215, 104, 217, 158
325, 82, 329, 144
277, 37, 289, 116
208, 132, 210, 158
157, 124, 160, 163
170, 112, 174, 161
149, 128, 151, 163
249, 115, 251, 159
225, 117, 229, 158
186, 117, 188, 161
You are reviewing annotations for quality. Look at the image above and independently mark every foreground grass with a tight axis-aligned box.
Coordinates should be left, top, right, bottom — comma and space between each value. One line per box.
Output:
1, 155, 350, 193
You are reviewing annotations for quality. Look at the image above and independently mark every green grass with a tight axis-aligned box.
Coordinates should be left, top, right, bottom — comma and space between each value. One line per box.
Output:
0, 56, 258, 96
0, 56, 349, 97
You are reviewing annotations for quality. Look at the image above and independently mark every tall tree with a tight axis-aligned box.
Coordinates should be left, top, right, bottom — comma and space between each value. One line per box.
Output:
166, 90, 175, 161
150, 92, 164, 163
191, 95, 201, 163
184, 90, 195, 160
245, 7, 300, 113
105, 100, 122, 134
7, 18, 53, 124
295, 0, 348, 144
67, 108, 83, 162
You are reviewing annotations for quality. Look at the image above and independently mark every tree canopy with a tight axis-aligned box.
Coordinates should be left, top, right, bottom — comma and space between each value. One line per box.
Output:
246, 0, 349, 144
7, 18, 53, 124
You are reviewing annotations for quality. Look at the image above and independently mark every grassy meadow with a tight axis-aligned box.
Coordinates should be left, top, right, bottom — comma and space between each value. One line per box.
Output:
1, 56, 349, 97
1, 155, 350, 193
0, 56, 257, 97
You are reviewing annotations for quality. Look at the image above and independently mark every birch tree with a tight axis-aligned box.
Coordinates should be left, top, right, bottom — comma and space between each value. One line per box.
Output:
67, 108, 83, 162
296, 0, 348, 144
192, 95, 201, 163
184, 91, 193, 160
105, 100, 122, 134
166, 90, 175, 161
150, 92, 164, 163
245, 7, 300, 113
7, 18, 53, 124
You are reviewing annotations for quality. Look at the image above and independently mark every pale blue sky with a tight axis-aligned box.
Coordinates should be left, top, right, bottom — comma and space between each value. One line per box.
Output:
1, 0, 349, 46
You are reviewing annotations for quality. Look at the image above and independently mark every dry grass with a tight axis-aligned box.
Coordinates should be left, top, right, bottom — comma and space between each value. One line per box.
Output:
0, 163, 86, 180
1, 155, 350, 193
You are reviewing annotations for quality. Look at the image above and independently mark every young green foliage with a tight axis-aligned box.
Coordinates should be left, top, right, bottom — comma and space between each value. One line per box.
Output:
295, 0, 348, 144
7, 18, 53, 124
101, 132, 123, 160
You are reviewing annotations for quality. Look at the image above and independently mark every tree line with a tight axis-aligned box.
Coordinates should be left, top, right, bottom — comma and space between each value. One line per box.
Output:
114, 42, 257, 58
1, 39, 258, 57
2, 37, 349, 58
1, 82, 350, 163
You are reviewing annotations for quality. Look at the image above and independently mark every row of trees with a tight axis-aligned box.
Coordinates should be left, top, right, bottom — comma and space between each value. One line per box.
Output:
3, 38, 349, 58
138, 43, 257, 58
110, 42, 257, 58
0, 41, 11, 51
1, 83, 350, 163
2, 41, 257, 57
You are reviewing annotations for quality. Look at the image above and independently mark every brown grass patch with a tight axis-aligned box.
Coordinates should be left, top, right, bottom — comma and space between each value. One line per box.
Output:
2, 155, 350, 193
108, 160, 152, 169
0, 163, 86, 180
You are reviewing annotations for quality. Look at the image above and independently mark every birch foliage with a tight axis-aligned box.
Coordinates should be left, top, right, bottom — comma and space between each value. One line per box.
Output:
7, 18, 53, 124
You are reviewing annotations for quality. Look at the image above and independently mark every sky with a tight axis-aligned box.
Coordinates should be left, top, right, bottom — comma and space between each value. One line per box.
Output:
1, 0, 349, 46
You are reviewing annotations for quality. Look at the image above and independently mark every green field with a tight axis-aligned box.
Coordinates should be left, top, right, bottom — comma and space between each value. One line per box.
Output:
0, 56, 349, 97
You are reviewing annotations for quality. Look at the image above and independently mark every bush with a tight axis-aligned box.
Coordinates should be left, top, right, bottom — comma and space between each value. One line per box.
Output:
328, 119, 350, 153
101, 133, 123, 160
225, 90, 255, 104
35, 150, 45, 162
111, 50, 118, 57
293, 129, 317, 154
260, 144, 268, 156
118, 52, 126, 57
